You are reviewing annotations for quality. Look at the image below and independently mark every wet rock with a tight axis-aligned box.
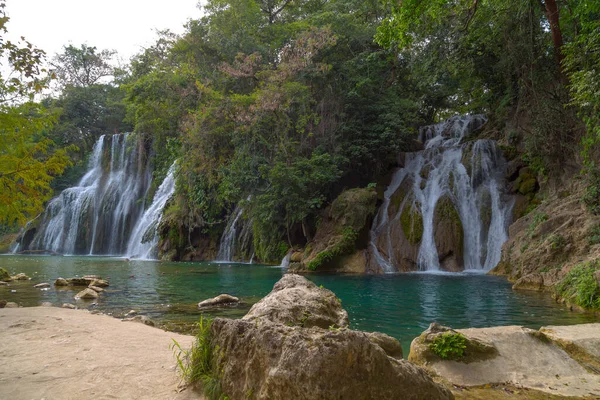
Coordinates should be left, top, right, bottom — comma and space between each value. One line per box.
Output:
88, 285, 104, 293
197, 294, 239, 308
34, 283, 50, 289
123, 315, 155, 327
54, 278, 69, 286
0, 267, 10, 281
243, 274, 348, 329
11, 273, 30, 281
68, 278, 92, 286
62, 303, 76, 309
0, 281, 9, 286
512, 273, 545, 291
89, 279, 109, 288
74, 288, 99, 300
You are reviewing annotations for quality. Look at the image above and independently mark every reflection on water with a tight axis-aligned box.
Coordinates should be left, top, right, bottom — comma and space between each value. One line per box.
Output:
1, 255, 598, 352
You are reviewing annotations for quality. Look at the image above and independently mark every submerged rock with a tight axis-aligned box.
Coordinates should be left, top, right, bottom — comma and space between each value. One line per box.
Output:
74, 288, 99, 300
243, 274, 348, 329
210, 274, 452, 399
88, 285, 104, 293
54, 278, 69, 286
197, 294, 239, 308
34, 283, 50, 289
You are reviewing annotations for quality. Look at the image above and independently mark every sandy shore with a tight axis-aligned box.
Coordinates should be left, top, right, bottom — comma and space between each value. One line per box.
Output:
0, 307, 202, 400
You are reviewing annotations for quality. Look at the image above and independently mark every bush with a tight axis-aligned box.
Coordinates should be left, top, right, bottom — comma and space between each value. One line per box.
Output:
171, 316, 226, 400
588, 225, 600, 246
582, 169, 600, 215
429, 332, 467, 360
555, 261, 600, 310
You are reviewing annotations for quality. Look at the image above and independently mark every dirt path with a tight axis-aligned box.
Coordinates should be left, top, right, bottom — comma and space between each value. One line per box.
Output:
0, 307, 202, 400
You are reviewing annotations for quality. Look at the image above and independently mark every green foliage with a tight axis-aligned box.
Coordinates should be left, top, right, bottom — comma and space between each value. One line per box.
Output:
526, 212, 548, 238
555, 261, 600, 310
307, 227, 358, 271
171, 316, 226, 399
587, 225, 600, 246
51, 44, 116, 88
0, 2, 74, 226
582, 168, 600, 215
0, 267, 10, 281
400, 205, 423, 245
429, 332, 468, 360
548, 234, 567, 251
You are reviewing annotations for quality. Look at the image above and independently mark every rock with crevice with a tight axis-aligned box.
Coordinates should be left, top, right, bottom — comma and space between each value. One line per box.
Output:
210, 274, 452, 400
197, 294, 239, 308
74, 288, 99, 300
409, 323, 600, 398
243, 274, 348, 329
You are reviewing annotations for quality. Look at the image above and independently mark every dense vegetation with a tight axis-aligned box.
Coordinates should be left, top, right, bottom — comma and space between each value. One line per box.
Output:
2, 0, 599, 263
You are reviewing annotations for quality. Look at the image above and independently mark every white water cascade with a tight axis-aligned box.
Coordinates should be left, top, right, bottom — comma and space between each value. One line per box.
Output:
370, 115, 514, 273
126, 163, 177, 259
21, 134, 165, 256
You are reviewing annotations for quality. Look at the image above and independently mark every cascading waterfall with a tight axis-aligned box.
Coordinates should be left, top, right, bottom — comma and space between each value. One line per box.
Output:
22, 134, 157, 256
370, 115, 514, 273
126, 163, 177, 259
216, 205, 244, 261
216, 196, 254, 262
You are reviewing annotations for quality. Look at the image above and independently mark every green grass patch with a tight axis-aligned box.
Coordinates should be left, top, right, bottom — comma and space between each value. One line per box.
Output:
429, 332, 468, 360
171, 316, 227, 400
555, 261, 600, 310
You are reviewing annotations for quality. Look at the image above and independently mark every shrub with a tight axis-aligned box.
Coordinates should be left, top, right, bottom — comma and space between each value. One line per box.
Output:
582, 168, 600, 215
525, 212, 548, 237
588, 225, 600, 246
548, 234, 567, 251
171, 316, 226, 400
555, 261, 600, 310
429, 332, 467, 360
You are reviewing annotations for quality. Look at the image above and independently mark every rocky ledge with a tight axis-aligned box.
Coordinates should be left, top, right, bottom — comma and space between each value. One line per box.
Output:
409, 322, 600, 398
205, 274, 452, 400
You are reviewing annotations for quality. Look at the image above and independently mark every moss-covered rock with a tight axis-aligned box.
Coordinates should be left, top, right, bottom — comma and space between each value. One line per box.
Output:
0, 267, 10, 281
400, 204, 423, 245
434, 197, 464, 271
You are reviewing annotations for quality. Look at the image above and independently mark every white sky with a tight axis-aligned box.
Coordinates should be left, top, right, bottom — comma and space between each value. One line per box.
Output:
5, 0, 204, 63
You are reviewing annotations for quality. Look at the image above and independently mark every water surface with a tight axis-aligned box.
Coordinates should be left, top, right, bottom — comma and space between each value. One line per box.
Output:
1, 256, 597, 352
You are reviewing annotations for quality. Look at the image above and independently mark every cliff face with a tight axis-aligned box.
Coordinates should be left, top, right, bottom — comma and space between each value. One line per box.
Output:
492, 182, 600, 310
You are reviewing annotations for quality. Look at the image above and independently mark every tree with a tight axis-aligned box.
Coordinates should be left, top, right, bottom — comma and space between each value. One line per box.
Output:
51, 44, 116, 88
0, 1, 73, 226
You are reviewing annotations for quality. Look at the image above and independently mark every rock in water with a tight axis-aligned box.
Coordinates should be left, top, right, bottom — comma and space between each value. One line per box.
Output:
89, 279, 109, 288
243, 274, 348, 329
88, 285, 104, 293
11, 273, 30, 281
210, 274, 452, 399
62, 303, 76, 309
74, 288, 99, 300
54, 278, 69, 286
34, 283, 51, 289
197, 294, 239, 308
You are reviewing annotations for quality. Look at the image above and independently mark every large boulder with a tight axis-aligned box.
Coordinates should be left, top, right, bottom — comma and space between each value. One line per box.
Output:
74, 288, 98, 300
243, 274, 348, 329
212, 319, 452, 400
209, 274, 452, 399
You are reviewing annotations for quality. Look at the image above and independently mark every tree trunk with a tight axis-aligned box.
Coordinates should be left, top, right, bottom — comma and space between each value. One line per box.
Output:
542, 0, 564, 66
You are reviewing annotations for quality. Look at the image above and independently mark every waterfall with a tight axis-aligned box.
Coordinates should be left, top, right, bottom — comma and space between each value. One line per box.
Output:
23, 134, 154, 255
216, 205, 244, 261
126, 163, 177, 259
370, 115, 513, 273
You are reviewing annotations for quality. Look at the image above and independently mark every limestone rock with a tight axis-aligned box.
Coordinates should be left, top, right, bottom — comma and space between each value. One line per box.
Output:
512, 273, 544, 291
40, 302, 53, 307
62, 303, 76, 309
0, 267, 10, 281
197, 294, 239, 308
365, 331, 404, 360
5, 302, 19, 308
409, 323, 497, 366
11, 273, 30, 281
88, 285, 104, 293
54, 278, 69, 286
243, 274, 348, 329
0, 281, 9, 286
540, 323, 600, 373
74, 288, 99, 300
123, 315, 155, 327
212, 318, 453, 400
34, 283, 50, 289
290, 251, 303, 262
89, 279, 109, 288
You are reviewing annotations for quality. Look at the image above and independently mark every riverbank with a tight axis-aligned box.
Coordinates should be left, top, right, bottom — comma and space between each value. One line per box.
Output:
0, 306, 200, 400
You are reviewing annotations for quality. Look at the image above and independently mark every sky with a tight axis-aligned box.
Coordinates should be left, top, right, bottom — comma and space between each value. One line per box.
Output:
5, 0, 204, 64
